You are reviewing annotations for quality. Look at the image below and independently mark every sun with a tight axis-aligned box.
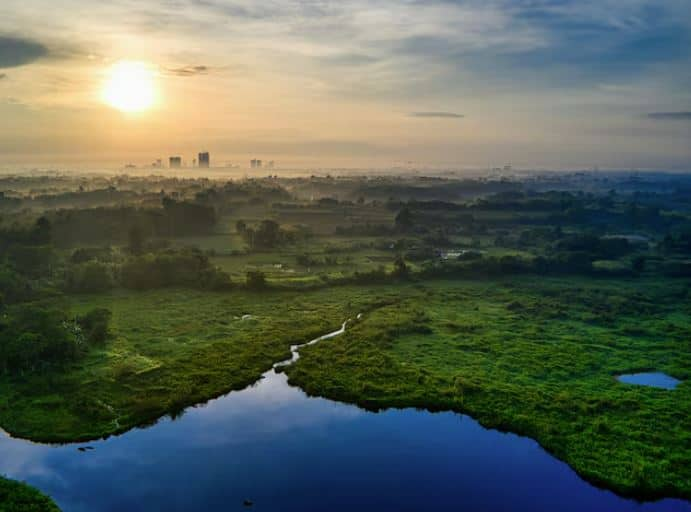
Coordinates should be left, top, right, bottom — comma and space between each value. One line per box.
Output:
102, 61, 157, 113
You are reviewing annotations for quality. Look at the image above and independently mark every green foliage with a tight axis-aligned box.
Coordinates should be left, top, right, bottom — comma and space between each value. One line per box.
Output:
49, 201, 216, 247
0, 305, 77, 375
245, 270, 267, 290
127, 225, 146, 256
556, 234, 632, 259
70, 247, 114, 264
391, 255, 409, 278
120, 249, 231, 291
64, 262, 114, 293
0, 265, 31, 305
241, 220, 289, 250
5, 245, 54, 279
0, 476, 60, 512
394, 207, 414, 232
76, 308, 112, 345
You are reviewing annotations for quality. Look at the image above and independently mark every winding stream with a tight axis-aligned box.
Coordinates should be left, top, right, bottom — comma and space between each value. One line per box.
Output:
0, 319, 689, 512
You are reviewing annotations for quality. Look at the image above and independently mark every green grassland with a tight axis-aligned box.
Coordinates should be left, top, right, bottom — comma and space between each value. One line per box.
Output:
0, 476, 60, 512
0, 286, 391, 442
285, 277, 691, 500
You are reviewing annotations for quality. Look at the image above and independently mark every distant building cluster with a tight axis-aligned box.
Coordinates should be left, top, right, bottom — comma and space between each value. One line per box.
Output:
136, 152, 275, 170
250, 159, 274, 169
149, 152, 212, 169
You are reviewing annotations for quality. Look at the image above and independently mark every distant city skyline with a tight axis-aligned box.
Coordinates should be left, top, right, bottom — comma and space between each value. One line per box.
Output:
0, 1, 690, 170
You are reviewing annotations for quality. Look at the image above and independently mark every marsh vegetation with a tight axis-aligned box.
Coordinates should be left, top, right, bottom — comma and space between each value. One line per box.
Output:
0, 170, 690, 507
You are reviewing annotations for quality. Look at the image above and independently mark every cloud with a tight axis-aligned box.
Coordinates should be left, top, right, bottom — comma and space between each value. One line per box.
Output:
410, 111, 464, 119
646, 111, 691, 120
165, 65, 211, 76
0, 35, 48, 68
317, 53, 379, 67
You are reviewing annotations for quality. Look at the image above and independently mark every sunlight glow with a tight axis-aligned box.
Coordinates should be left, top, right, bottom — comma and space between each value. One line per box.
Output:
102, 61, 157, 113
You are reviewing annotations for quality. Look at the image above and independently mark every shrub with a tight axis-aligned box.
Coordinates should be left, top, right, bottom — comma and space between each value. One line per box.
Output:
76, 308, 112, 345
246, 271, 267, 290
65, 262, 114, 293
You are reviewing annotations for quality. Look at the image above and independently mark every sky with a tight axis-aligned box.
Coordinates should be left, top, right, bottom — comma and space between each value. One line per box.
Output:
0, 0, 690, 170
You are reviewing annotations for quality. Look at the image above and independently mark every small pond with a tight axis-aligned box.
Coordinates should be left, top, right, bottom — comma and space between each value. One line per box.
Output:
617, 372, 681, 390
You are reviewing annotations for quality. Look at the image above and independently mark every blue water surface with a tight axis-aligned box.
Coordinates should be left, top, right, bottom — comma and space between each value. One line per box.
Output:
617, 372, 681, 390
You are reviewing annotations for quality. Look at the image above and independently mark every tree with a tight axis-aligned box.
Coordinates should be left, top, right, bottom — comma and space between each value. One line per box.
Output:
632, 255, 646, 274
76, 308, 112, 345
33, 216, 52, 244
128, 225, 146, 255
0, 305, 78, 374
246, 271, 266, 290
395, 207, 413, 232
235, 220, 247, 234
241, 220, 283, 250
65, 261, 113, 293
392, 255, 410, 278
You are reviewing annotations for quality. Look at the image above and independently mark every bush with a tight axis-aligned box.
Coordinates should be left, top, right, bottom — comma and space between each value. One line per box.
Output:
76, 308, 112, 345
246, 271, 267, 290
70, 247, 113, 264
120, 249, 232, 290
0, 265, 31, 304
6, 245, 54, 278
0, 305, 78, 374
0, 476, 60, 512
65, 262, 114, 293
392, 256, 410, 278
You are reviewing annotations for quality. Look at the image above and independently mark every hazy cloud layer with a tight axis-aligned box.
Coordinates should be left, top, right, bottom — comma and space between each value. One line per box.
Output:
0, 35, 48, 68
646, 112, 691, 120
165, 65, 210, 76
411, 112, 464, 119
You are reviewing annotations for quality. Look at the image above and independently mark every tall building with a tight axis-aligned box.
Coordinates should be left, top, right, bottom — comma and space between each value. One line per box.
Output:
198, 152, 210, 168
169, 156, 182, 168
256, 159, 262, 168
250, 159, 257, 168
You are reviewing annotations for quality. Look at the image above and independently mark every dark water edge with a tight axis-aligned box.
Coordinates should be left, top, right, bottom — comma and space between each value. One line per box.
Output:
1, 368, 689, 512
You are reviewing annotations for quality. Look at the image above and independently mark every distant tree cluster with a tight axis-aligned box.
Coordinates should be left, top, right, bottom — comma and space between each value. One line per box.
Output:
49, 199, 216, 247
236, 219, 292, 250
0, 304, 111, 375
120, 248, 232, 291
555, 234, 633, 260
662, 225, 691, 254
